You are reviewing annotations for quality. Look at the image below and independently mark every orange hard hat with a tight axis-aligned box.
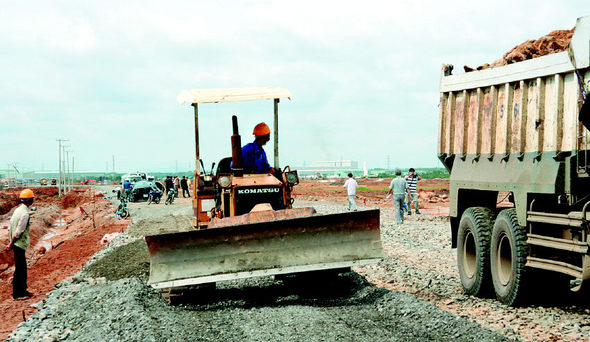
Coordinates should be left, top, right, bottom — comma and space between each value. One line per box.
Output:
19, 189, 35, 199
253, 122, 270, 136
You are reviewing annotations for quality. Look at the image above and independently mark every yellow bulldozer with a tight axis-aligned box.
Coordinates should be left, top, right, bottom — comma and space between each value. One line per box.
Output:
145, 87, 383, 299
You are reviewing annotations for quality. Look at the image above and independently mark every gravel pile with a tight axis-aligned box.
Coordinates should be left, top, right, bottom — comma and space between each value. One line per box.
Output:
8, 273, 508, 342
298, 200, 590, 341
82, 214, 195, 282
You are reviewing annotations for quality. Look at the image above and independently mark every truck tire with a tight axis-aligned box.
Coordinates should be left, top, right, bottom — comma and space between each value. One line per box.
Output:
490, 208, 528, 306
457, 207, 494, 297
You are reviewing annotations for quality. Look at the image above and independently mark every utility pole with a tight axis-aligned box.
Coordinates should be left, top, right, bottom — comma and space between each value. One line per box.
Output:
63, 146, 67, 193
72, 155, 75, 189
65, 149, 71, 193
112, 155, 115, 173
387, 155, 390, 170
175, 160, 178, 174
67, 151, 73, 191
63, 144, 70, 193
56, 138, 68, 197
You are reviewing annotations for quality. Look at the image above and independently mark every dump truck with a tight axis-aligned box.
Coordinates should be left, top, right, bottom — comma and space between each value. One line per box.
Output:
438, 16, 590, 305
145, 87, 383, 300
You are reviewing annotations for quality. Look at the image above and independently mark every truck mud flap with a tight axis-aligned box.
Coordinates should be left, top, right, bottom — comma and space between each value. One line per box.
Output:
145, 208, 383, 289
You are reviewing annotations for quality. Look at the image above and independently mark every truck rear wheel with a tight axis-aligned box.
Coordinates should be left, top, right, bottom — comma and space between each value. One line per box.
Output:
457, 207, 494, 297
490, 208, 528, 306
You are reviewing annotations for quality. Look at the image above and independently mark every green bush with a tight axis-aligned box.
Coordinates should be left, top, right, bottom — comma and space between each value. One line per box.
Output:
375, 168, 449, 179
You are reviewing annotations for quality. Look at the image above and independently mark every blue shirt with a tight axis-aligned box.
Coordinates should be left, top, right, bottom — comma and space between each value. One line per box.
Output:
123, 181, 131, 189
242, 140, 270, 174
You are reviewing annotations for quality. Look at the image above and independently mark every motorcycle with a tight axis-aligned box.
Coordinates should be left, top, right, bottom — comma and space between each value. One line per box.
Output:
147, 188, 163, 205
116, 197, 130, 218
165, 189, 176, 205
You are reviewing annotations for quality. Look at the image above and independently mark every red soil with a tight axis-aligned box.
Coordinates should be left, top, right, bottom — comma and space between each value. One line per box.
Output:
465, 28, 574, 72
0, 187, 59, 216
0, 188, 130, 340
293, 178, 450, 215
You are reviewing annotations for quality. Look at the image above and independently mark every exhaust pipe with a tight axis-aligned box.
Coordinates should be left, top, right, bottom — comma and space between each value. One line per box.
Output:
231, 115, 243, 175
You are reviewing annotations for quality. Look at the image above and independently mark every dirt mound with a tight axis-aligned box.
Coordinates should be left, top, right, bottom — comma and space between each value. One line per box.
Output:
0, 193, 19, 216
61, 189, 103, 208
0, 187, 60, 215
465, 28, 574, 72
31, 187, 59, 201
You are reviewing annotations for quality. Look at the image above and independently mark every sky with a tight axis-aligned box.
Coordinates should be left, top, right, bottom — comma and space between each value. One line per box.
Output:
1, 1, 589, 173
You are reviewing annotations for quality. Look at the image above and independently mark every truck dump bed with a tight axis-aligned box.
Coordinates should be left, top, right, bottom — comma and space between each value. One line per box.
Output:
438, 15, 590, 224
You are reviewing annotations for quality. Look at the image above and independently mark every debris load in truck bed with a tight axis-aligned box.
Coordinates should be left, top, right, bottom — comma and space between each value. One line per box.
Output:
464, 28, 574, 72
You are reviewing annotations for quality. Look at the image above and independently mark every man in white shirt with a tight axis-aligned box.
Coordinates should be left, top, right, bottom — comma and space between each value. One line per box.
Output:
343, 173, 358, 211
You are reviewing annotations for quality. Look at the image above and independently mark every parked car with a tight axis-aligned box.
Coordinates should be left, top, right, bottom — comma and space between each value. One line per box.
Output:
40, 178, 48, 186
130, 181, 159, 202
51, 178, 57, 185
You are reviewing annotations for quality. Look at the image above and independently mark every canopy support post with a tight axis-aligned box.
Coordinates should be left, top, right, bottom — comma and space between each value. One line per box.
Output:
193, 103, 200, 174
274, 98, 279, 169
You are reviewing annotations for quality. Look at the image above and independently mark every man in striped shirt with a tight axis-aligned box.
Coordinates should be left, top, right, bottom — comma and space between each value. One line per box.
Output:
404, 168, 422, 215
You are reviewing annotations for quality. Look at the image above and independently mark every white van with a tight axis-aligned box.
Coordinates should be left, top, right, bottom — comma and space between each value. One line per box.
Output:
121, 171, 154, 184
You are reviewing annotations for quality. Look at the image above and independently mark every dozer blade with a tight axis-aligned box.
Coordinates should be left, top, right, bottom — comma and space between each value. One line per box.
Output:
145, 208, 383, 289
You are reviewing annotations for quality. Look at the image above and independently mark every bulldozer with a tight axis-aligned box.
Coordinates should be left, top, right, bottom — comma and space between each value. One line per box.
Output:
145, 87, 383, 300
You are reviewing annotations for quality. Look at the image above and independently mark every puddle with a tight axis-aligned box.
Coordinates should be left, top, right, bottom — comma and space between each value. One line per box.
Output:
52, 219, 66, 227
42, 232, 59, 240
33, 216, 67, 253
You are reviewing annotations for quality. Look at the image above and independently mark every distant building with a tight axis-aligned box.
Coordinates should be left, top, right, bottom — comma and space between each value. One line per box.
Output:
295, 160, 362, 178
308, 160, 358, 169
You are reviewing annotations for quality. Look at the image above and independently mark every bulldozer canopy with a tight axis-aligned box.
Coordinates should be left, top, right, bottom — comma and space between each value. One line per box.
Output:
177, 87, 292, 104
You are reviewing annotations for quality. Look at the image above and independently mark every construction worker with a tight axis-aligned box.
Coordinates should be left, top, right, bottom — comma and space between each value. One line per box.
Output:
343, 173, 358, 211
404, 168, 422, 215
4, 189, 35, 299
123, 179, 132, 200
385, 169, 411, 225
181, 176, 190, 198
173, 176, 180, 198
242, 122, 275, 174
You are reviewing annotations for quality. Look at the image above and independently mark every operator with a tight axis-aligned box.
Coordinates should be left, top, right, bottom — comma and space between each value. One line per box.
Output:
4, 189, 35, 299
242, 122, 276, 174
